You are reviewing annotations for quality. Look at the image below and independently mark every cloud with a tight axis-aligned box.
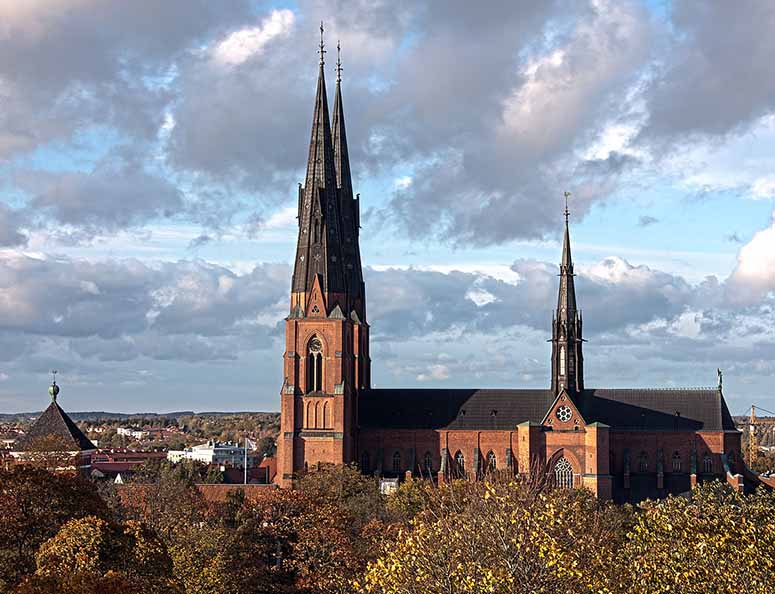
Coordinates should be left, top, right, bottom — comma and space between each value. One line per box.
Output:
23, 151, 183, 235
416, 364, 450, 382
379, 0, 653, 245
727, 210, 775, 304
640, 1, 775, 141
0, 1, 253, 158
212, 10, 295, 67
638, 215, 659, 227
0, 254, 287, 355
0, 204, 28, 246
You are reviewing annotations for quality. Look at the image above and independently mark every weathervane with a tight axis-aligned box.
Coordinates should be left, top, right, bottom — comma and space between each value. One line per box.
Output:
563, 191, 571, 222
49, 370, 60, 402
318, 21, 326, 66
336, 40, 342, 83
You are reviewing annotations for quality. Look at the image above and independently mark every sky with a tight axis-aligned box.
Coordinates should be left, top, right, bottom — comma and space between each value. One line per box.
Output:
0, 0, 774, 415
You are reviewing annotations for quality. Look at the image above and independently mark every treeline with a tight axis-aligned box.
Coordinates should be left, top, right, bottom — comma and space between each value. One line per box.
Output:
1, 465, 774, 594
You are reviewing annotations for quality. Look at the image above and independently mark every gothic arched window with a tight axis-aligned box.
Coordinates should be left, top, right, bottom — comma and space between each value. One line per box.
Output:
423, 451, 433, 474
454, 450, 465, 477
638, 452, 648, 473
322, 402, 329, 429
307, 337, 323, 393
486, 451, 496, 472
392, 451, 401, 473
554, 456, 573, 489
361, 451, 370, 473
672, 452, 682, 473
703, 454, 713, 474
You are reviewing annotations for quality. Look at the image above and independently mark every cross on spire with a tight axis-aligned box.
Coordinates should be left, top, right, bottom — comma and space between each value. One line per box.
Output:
336, 40, 342, 83
318, 21, 326, 66
564, 191, 571, 223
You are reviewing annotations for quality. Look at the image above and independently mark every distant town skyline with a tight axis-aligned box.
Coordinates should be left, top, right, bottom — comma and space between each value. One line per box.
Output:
0, 1, 774, 415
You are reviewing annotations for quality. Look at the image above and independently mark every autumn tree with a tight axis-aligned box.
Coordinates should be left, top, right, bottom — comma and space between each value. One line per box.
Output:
361, 477, 631, 594
621, 482, 775, 594
34, 516, 175, 589
0, 467, 108, 591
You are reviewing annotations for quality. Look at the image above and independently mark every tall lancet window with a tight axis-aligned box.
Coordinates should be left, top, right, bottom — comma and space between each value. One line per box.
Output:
559, 346, 566, 376
307, 337, 323, 392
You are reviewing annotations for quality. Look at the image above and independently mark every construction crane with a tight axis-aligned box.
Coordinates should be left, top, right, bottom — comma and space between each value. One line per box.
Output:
746, 405, 775, 464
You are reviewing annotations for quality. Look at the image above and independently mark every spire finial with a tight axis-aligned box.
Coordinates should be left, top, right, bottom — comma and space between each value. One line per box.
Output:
49, 370, 59, 402
318, 21, 326, 66
563, 191, 571, 223
336, 40, 342, 83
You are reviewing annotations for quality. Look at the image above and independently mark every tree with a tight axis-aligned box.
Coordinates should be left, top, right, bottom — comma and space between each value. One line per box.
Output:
257, 436, 277, 458
299, 463, 384, 531
33, 516, 175, 590
622, 482, 775, 594
0, 467, 108, 591
360, 477, 630, 594
11, 571, 177, 594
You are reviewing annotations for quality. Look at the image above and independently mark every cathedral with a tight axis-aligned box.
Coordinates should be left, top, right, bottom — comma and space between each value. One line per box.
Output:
276, 36, 748, 502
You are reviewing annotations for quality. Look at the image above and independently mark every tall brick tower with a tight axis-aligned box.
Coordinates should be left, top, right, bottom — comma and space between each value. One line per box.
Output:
277, 31, 369, 487
550, 200, 584, 394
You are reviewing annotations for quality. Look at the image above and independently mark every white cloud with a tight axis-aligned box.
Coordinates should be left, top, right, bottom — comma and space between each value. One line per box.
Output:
263, 206, 297, 230
728, 210, 775, 302
416, 364, 449, 382
212, 9, 295, 67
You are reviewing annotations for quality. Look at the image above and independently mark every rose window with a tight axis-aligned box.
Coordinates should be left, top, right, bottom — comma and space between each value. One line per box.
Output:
556, 405, 572, 422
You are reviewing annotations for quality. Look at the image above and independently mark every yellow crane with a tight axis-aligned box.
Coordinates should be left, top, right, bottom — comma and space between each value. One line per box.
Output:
746, 405, 775, 465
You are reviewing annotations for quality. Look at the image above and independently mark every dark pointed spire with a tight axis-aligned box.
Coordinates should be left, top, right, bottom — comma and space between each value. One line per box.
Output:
291, 25, 347, 308
551, 192, 584, 393
557, 191, 577, 315
331, 41, 366, 321
332, 41, 351, 196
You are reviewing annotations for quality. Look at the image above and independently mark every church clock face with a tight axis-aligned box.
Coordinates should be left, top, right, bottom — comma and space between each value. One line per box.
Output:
556, 405, 572, 423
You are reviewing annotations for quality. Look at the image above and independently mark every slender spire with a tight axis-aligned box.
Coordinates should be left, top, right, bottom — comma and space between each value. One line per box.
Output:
552, 192, 583, 393
291, 26, 346, 304
561, 191, 573, 269
331, 40, 366, 320
558, 192, 576, 312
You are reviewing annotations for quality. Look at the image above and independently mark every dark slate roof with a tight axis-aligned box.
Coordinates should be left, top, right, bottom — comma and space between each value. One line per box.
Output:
358, 389, 555, 430
577, 388, 736, 432
358, 387, 738, 432
13, 401, 96, 452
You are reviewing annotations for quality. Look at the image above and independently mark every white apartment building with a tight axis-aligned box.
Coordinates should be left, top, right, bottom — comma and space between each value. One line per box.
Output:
167, 440, 259, 468
117, 427, 147, 440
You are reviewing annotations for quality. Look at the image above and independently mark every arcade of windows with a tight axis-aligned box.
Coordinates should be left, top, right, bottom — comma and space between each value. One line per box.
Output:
359, 450, 508, 477
305, 400, 330, 429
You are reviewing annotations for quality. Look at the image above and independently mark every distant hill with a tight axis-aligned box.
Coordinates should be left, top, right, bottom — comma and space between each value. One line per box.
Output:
0, 411, 279, 422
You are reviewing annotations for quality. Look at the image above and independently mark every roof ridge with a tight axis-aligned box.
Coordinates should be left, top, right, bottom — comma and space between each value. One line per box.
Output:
591, 386, 718, 392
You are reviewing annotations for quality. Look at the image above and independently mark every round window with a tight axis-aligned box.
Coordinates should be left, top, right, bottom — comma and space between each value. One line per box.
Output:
556, 405, 572, 423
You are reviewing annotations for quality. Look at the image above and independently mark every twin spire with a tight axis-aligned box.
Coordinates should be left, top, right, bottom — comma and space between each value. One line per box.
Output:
291, 24, 365, 321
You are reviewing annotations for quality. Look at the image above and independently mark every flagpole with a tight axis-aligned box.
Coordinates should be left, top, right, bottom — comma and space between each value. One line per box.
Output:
244, 436, 248, 485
